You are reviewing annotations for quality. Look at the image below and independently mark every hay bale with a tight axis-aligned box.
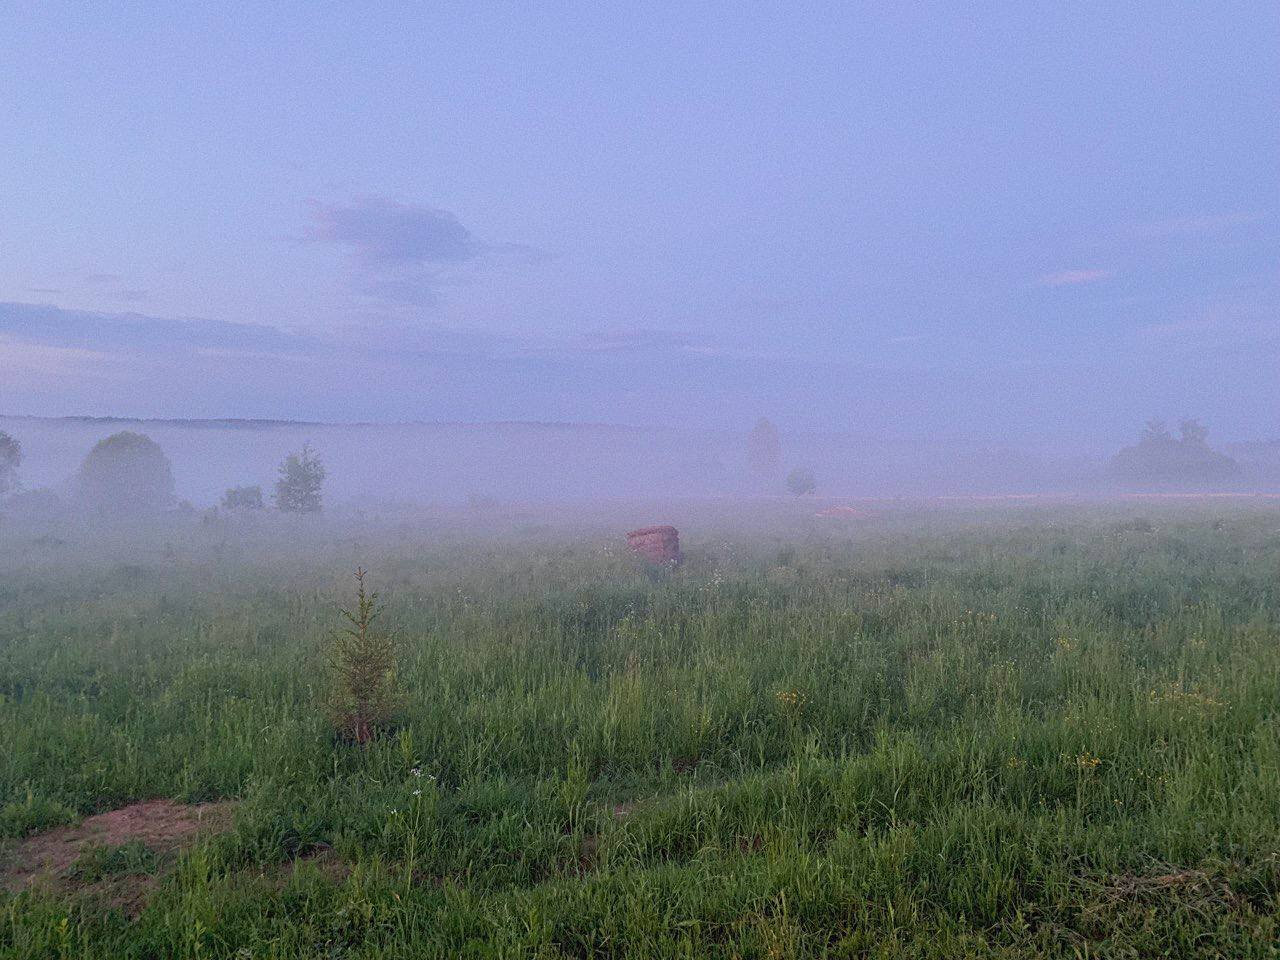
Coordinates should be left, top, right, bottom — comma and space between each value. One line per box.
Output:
626, 525, 681, 564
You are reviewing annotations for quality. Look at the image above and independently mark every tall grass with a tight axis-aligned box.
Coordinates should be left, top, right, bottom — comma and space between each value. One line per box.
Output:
0, 502, 1277, 957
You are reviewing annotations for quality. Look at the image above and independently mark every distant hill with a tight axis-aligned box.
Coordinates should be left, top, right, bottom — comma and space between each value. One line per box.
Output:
0, 414, 637, 433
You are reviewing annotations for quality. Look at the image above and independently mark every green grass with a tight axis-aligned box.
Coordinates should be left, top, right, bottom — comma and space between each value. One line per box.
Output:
68, 842, 159, 885
1, 502, 1278, 957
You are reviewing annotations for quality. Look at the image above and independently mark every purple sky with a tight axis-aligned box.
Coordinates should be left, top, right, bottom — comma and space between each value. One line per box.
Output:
2, 2, 1277, 441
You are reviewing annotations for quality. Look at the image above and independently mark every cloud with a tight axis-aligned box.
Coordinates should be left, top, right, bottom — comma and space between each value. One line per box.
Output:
304, 197, 545, 307
2, 301, 1276, 441
307, 198, 479, 267
351, 273, 442, 308
0, 301, 312, 357
1039, 269, 1112, 287
0, 336, 116, 386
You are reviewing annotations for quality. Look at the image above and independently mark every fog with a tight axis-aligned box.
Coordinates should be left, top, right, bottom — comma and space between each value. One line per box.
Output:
4, 414, 1280, 522
3, 4, 1278, 520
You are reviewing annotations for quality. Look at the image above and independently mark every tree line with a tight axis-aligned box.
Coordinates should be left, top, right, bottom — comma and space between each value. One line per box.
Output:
0, 429, 328, 516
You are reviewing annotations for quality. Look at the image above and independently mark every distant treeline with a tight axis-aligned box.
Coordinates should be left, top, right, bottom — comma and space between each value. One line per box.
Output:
1110, 419, 1241, 485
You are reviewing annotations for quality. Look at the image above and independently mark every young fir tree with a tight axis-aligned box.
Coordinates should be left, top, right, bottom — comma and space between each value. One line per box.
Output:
329, 569, 400, 743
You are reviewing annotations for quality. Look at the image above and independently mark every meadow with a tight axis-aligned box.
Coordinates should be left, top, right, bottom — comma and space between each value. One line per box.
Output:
0, 501, 1278, 958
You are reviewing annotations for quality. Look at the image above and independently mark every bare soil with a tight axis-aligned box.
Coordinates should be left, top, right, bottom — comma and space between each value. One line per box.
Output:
0, 799, 234, 914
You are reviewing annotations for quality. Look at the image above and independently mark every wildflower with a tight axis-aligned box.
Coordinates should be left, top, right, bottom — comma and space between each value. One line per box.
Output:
1007, 756, 1026, 769
411, 767, 422, 778
411, 789, 421, 797
775, 689, 806, 710
1147, 681, 1225, 709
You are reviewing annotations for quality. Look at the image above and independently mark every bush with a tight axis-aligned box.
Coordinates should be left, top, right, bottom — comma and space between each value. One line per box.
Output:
273, 443, 325, 513
327, 569, 400, 744
0, 431, 21, 498
786, 467, 817, 495
77, 432, 174, 514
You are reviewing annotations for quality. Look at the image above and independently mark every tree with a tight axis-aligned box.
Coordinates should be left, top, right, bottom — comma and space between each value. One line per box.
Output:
327, 568, 400, 743
0, 431, 21, 498
786, 467, 817, 496
77, 432, 174, 514
1111, 418, 1240, 485
221, 485, 264, 510
274, 443, 325, 513
1179, 418, 1208, 445
746, 418, 781, 477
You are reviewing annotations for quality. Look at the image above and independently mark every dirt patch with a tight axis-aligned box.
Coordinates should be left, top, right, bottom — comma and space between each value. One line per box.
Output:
611, 802, 637, 820
0, 799, 234, 912
671, 756, 699, 775
579, 832, 600, 871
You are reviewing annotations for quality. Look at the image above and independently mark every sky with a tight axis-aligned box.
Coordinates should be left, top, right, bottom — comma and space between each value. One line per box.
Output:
1, 1, 1277, 442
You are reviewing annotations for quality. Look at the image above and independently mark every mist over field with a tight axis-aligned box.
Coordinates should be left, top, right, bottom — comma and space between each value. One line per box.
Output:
4, 2, 1280, 956
0, 413, 1110, 507
5, 413, 1280, 514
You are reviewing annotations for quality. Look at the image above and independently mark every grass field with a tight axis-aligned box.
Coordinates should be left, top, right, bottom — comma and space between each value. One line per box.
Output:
1, 502, 1278, 957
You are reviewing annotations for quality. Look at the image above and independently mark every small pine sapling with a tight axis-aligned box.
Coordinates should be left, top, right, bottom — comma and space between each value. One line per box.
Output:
329, 568, 400, 743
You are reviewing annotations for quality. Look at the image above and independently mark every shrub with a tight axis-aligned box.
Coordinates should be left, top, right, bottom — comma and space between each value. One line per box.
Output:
328, 569, 399, 744
77, 432, 174, 514
786, 467, 816, 495
0, 431, 21, 498
273, 443, 325, 513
